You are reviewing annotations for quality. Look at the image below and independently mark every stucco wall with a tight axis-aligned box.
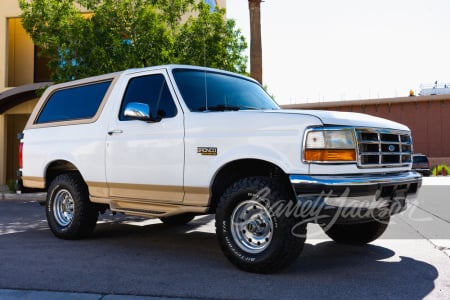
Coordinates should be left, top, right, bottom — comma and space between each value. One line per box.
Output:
0, 0, 22, 89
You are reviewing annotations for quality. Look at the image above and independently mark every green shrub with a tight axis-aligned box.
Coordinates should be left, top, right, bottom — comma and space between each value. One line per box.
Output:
432, 164, 450, 176
6, 179, 16, 192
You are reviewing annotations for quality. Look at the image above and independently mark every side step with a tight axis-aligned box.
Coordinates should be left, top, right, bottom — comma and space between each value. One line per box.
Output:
109, 198, 207, 218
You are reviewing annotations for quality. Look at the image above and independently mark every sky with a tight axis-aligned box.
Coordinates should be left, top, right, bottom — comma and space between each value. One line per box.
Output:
226, 0, 450, 104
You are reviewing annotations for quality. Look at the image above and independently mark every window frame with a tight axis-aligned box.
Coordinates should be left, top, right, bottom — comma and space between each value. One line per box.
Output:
171, 68, 280, 112
118, 73, 178, 122
28, 77, 116, 129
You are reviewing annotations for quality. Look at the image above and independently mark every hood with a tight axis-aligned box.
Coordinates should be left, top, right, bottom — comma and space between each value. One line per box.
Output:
268, 109, 410, 131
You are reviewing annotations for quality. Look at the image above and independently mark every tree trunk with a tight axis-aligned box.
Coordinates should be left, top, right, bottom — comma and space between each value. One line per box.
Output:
249, 0, 262, 84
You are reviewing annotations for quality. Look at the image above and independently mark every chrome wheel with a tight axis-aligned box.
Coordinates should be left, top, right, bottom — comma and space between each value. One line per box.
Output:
47, 173, 98, 239
53, 189, 75, 227
230, 200, 273, 254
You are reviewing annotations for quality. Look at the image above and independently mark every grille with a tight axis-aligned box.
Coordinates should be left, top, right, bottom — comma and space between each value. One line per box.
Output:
356, 129, 413, 168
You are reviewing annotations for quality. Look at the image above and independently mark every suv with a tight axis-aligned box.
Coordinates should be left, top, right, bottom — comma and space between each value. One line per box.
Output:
412, 154, 431, 176
18, 65, 422, 273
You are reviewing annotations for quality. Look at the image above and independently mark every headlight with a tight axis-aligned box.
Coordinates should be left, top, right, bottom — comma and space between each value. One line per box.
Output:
304, 128, 356, 162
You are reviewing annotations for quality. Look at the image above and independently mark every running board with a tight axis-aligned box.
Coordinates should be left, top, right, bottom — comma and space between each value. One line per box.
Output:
109, 198, 207, 218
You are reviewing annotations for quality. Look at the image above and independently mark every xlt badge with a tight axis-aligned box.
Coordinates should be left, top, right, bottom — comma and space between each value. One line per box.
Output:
197, 147, 218, 156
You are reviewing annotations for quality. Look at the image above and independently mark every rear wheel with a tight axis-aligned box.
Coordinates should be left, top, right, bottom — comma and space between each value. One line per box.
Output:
46, 173, 98, 239
321, 218, 390, 245
216, 176, 306, 273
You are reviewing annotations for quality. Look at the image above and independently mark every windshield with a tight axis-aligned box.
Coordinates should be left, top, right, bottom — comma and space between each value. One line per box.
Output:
172, 69, 280, 112
413, 155, 428, 163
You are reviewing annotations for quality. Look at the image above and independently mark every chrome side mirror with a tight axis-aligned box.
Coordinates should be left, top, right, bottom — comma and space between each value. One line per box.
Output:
124, 102, 151, 121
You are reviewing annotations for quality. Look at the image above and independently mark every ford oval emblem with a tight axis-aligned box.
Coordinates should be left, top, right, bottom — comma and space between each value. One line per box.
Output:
388, 145, 396, 152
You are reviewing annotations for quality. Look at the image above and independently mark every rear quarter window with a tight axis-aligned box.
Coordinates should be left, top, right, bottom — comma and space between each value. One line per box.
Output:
36, 80, 112, 124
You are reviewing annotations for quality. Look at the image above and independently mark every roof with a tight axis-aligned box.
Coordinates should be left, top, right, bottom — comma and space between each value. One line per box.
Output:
38, 65, 256, 94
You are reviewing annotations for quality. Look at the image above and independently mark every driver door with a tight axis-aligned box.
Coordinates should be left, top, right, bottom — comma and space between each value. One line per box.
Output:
105, 70, 184, 204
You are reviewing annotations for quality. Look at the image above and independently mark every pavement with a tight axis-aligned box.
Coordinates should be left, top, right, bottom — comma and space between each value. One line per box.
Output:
0, 176, 449, 300
0, 192, 179, 300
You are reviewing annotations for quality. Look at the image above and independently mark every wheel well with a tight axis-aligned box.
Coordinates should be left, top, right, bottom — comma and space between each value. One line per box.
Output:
45, 160, 80, 189
208, 159, 292, 213
44, 160, 108, 213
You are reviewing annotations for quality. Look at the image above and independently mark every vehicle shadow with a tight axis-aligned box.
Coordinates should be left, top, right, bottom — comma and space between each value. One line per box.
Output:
93, 213, 440, 299
290, 241, 438, 299
0, 205, 440, 300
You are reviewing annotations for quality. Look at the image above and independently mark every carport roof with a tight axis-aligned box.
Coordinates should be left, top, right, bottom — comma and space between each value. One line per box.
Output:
0, 82, 52, 114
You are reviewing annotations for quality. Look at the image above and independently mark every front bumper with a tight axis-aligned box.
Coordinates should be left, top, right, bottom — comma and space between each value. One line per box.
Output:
289, 171, 422, 224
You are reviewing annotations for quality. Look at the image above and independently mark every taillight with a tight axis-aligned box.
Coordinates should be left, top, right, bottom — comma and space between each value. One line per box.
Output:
18, 142, 23, 169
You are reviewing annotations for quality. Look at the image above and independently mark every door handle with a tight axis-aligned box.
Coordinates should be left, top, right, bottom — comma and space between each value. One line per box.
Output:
108, 129, 123, 135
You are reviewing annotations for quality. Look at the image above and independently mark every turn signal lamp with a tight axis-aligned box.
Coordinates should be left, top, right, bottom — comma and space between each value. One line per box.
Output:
304, 129, 356, 163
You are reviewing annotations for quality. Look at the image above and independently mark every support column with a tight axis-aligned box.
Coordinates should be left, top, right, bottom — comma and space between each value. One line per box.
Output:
0, 115, 6, 185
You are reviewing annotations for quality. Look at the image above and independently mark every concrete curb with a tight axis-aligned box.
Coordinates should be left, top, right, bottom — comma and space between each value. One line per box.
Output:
0, 289, 192, 300
0, 192, 46, 202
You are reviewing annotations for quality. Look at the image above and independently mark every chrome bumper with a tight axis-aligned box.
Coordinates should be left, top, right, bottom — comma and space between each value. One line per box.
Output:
290, 171, 422, 188
288, 171, 422, 223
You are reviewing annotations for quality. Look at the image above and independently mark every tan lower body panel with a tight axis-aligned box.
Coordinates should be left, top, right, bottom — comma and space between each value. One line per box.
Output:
22, 176, 45, 189
87, 181, 210, 217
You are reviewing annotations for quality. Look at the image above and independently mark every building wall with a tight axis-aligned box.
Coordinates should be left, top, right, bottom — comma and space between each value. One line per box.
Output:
218, 0, 226, 8
0, 0, 33, 187
0, 99, 39, 186
7, 17, 35, 87
0, 0, 23, 89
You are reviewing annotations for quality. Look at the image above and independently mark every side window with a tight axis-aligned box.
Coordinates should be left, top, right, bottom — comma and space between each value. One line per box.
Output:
36, 80, 111, 124
119, 74, 177, 121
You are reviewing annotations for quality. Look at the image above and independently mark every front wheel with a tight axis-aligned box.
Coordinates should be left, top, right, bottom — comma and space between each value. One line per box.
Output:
215, 177, 306, 273
46, 173, 98, 239
321, 217, 390, 245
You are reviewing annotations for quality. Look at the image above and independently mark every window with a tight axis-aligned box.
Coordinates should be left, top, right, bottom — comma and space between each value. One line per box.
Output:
34, 46, 52, 82
36, 80, 112, 124
119, 74, 177, 121
172, 69, 279, 112
204, 0, 216, 11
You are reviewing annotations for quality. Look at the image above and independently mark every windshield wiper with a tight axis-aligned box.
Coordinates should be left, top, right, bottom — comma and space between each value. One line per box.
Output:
197, 105, 264, 112
197, 105, 241, 112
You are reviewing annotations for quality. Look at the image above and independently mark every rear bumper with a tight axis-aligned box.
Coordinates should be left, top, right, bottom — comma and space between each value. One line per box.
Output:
16, 169, 44, 195
289, 171, 422, 224
413, 168, 431, 176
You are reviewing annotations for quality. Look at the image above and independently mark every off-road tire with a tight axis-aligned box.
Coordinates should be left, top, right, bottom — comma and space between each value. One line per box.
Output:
46, 173, 98, 239
216, 176, 306, 273
321, 217, 390, 245
160, 213, 195, 225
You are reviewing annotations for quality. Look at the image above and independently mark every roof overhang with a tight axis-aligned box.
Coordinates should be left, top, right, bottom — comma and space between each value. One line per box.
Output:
0, 82, 52, 114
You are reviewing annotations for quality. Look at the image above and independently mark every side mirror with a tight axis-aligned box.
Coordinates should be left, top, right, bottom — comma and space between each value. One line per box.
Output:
124, 102, 162, 122
124, 102, 150, 120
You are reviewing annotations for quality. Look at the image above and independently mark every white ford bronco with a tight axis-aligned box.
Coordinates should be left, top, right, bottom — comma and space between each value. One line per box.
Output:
18, 65, 421, 273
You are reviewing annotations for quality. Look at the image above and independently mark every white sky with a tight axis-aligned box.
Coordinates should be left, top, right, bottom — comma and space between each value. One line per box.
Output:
226, 0, 450, 104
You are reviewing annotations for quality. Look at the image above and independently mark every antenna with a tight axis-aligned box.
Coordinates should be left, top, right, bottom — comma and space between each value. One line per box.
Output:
202, 6, 208, 110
